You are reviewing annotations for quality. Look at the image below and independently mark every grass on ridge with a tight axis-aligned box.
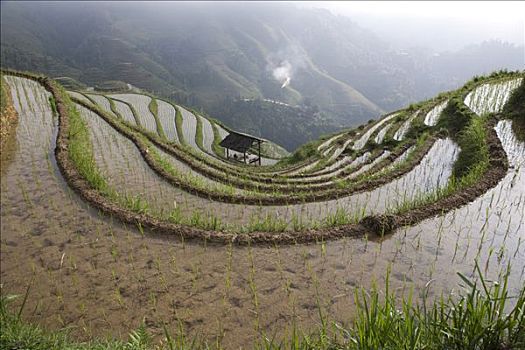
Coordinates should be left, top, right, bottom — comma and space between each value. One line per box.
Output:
393, 115, 490, 215
174, 106, 185, 145
148, 97, 166, 139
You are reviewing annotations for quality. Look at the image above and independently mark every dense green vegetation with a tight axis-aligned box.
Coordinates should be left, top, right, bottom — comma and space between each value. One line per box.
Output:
282, 140, 321, 165
194, 115, 205, 151
437, 98, 473, 139
0, 73, 16, 152
504, 78, 525, 119
2, 264, 523, 349
54, 77, 87, 90
65, 90, 110, 194
433, 97, 489, 179
503, 79, 525, 141
174, 107, 185, 145
453, 116, 489, 179
211, 122, 225, 157
95, 80, 130, 92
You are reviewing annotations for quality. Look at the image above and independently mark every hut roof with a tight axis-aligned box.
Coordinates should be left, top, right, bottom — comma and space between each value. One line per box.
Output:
219, 131, 266, 153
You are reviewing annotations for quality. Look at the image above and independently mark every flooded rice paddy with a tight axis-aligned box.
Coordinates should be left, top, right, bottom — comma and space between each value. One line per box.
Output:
1, 75, 524, 349
77, 96, 459, 226
424, 100, 448, 126
464, 78, 523, 116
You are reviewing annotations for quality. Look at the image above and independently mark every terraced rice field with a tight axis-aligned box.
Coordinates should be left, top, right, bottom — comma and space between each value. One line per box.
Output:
110, 98, 137, 125
86, 94, 113, 114
156, 99, 179, 143
110, 93, 157, 133
67, 91, 92, 105
374, 122, 393, 144
424, 100, 448, 126
352, 112, 399, 150
198, 115, 215, 153
465, 77, 523, 116
1, 70, 524, 349
394, 111, 418, 141
178, 105, 199, 149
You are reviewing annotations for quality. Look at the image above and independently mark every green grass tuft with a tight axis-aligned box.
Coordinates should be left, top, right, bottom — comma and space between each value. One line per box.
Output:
174, 106, 185, 145
148, 97, 166, 139
194, 114, 205, 151
453, 115, 489, 179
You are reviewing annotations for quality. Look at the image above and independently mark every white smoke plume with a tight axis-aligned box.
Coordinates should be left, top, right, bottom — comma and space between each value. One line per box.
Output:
267, 45, 307, 89
281, 76, 291, 89
272, 60, 292, 88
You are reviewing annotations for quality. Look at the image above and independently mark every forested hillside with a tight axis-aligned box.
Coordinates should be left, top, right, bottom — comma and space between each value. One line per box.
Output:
1, 2, 522, 149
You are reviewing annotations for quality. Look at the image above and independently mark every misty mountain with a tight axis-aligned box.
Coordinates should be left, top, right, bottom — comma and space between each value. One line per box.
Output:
1, 1, 523, 150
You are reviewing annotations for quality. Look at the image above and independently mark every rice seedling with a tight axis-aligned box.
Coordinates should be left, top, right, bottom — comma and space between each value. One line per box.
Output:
248, 247, 261, 332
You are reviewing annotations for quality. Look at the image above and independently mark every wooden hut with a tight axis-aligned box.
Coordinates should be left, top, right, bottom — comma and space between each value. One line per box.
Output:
219, 131, 266, 166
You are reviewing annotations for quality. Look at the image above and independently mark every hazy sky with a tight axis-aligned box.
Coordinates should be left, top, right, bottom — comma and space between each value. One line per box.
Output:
300, 1, 525, 51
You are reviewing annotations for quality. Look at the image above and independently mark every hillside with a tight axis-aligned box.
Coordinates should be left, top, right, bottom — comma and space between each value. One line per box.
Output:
1, 68, 524, 348
1, 2, 523, 149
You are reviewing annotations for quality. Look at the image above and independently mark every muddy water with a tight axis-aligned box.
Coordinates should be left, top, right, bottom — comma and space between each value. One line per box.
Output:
2, 76, 523, 349
392, 119, 525, 299
78, 101, 459, 227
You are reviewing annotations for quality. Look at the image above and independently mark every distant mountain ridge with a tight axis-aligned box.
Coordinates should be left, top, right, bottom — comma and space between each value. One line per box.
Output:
1, 2, 523, 149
